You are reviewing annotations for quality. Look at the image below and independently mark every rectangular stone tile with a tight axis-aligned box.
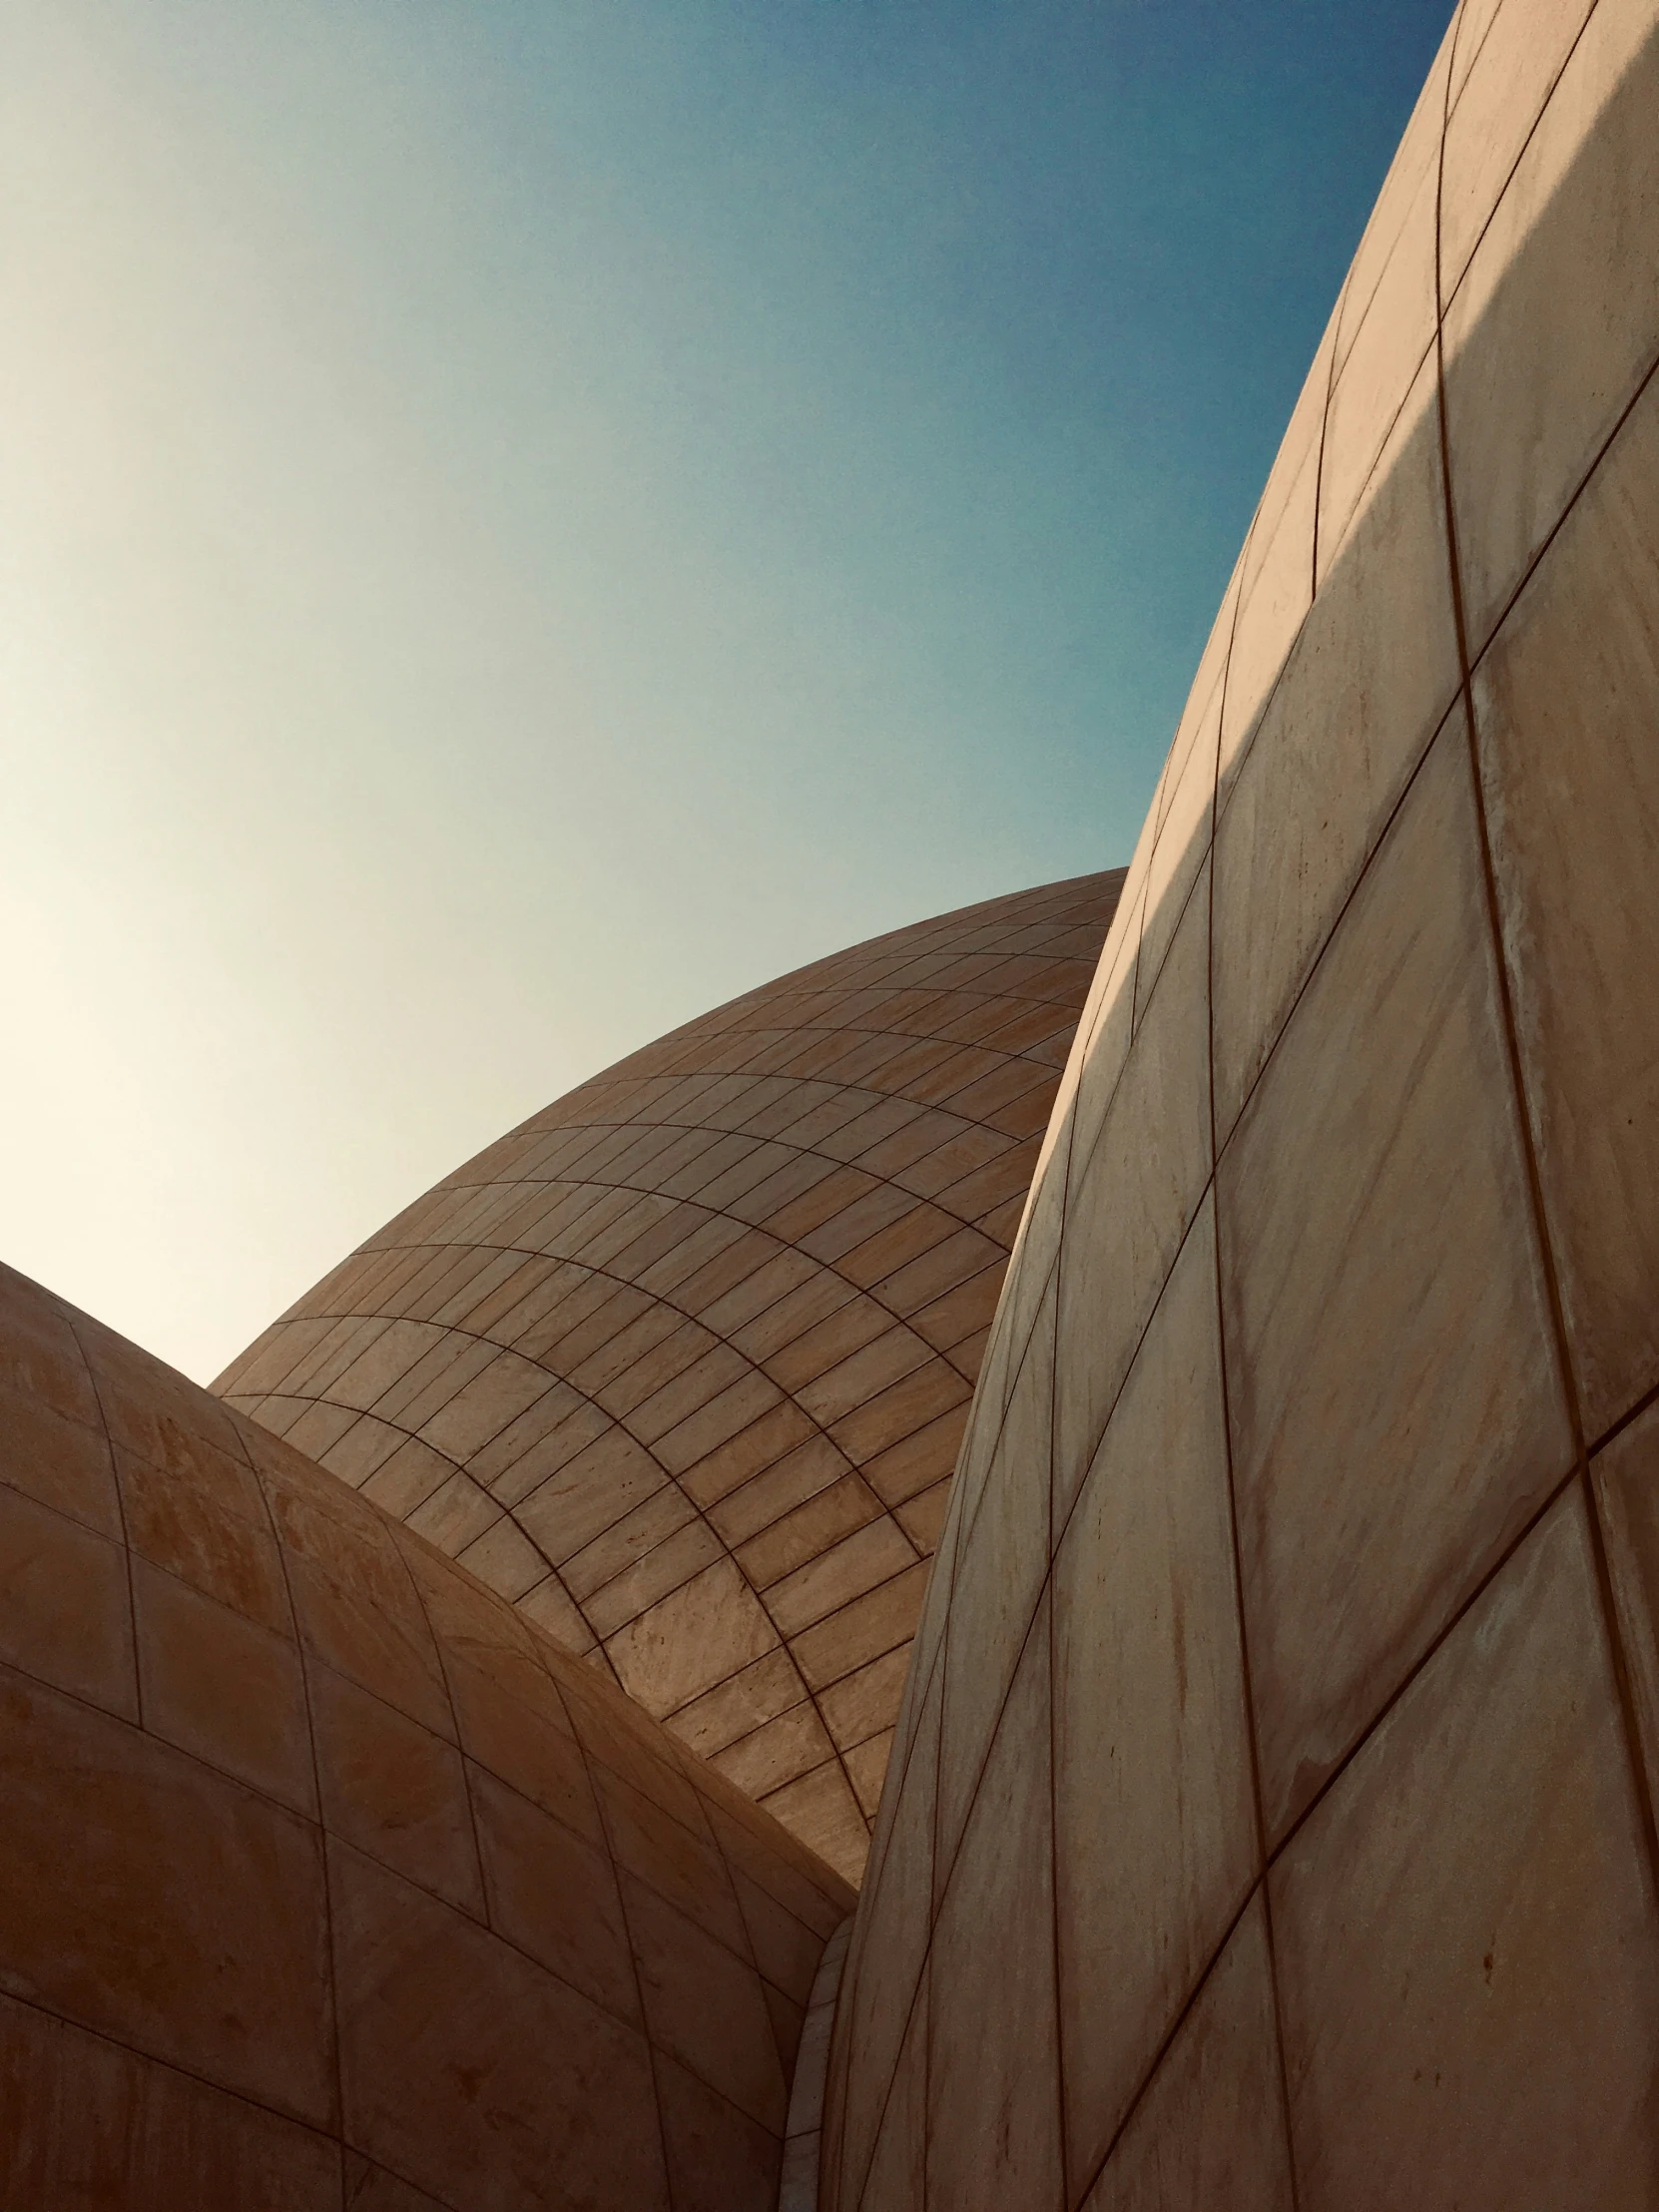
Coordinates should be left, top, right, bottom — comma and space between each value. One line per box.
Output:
1444, 0, 1659, 652
135, 1556, 312, 1813
730, 1869, 826, 2008
680, 1404, 821, 1513
405, 1470, 498, 1557
816, 1641, 911, 1754
664, 1644, 806, 1750
115, 1434, 289, 1634
0, 1379, 119, 1538
655, 1372, 787, 1476
1469, 365, 1659, 1435
1135, 668, 1220, 1029
713, 1700, 833, 1801
1317, 150, 1435, 567
622, 1873, 787, 2133
818, 1665, 937, 2204
795, 1329, 930, 1430
844, 1728, 891, 1819
758, 1757, 869, 1882
562, 1484, 696, 1601
353, 1431, 451, 1515
258, 1462, 453, 1740
469, 1765, 639, 2022
0, 1992, 341, 2212
1270, 1488, 1659, 2212
514, 1425, 666, 1562
1439, 0, 1598, 301
1216, 381, 1315, 783
583, 1518, 723, 1637
895, 1473, 951, 1552
848, 1964, 926, 2211
1054, 859, 1212, 1517
859, 1402, 968, 1509
312, 1665, 483, 1916
417, 1351, 563, 1462
788, 1556, 929, 1701
1212, 349, 1457, 1140
333, 1840, 668, 2212
0, 1665, 333, 2126
655, 2051, 782, 2212
0, 1482, 136, 1719
826, 1357, 969, 1467
735, 1471, 880, 1589
1220, 721, 1572, 1840
762, 1516, 917, 1638
1082, 1891, 1294, 2212
762, 1298, 891, 1397
454, 1512, 546, 1603
927, 1607, 1061, 2212
1054, 1194, 1258, 2186
594, 1762, 747, 1952
936, 1270, 1056, 1885
443, 1650, 601, 1846
606, 1556, 779, 1718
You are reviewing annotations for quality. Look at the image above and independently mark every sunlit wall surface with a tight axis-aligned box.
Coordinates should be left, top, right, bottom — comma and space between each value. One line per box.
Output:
823, 1, 1659, 2202
0, 1262, 852, 2209
215, 876, 1121, 1881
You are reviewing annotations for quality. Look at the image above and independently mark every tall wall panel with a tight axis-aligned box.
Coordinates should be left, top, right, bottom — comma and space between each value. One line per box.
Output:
823, 1, 1659, 2202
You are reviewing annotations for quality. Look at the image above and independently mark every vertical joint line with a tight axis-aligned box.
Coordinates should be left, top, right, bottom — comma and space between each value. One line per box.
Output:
1431, 0, 1659, 1903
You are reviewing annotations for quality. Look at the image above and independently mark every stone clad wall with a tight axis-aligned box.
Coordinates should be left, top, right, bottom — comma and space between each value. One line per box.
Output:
216, 873, 1122, 1881
0, 1261, 851, 2210
821, 0, 1659, 2203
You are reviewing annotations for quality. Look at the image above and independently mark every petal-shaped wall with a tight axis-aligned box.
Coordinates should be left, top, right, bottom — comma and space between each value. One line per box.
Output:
0, 1260, 852, 2208
822, 0, 1659, 2202
215, 873, 1123, 1881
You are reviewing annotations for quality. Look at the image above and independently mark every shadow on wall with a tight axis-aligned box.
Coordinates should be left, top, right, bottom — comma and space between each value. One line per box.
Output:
823, 1, 1659, 2207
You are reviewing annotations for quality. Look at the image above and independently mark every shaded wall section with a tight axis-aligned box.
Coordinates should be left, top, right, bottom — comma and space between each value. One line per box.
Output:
823, 0, 1659, 2203
216, 873, 1122, 1880
0, 1260, 852, 2211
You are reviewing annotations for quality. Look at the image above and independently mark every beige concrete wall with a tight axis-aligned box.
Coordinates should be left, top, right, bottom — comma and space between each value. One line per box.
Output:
0, 1261, 851, 2210
822, 1, 1659, 2201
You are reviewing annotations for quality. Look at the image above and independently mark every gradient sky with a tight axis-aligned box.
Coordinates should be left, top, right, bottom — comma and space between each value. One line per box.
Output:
0, 0, 1452, 1381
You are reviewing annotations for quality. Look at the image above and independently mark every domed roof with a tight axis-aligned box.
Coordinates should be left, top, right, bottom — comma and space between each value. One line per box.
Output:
216, 870, 1124, 1878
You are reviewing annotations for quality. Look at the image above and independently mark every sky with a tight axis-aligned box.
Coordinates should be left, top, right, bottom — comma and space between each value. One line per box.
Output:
0, 0, 1453, 1382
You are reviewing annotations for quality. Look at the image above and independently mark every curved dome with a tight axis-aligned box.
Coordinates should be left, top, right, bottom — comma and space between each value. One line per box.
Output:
0, 1259, 851, 2209
216, 870, 1124, 1878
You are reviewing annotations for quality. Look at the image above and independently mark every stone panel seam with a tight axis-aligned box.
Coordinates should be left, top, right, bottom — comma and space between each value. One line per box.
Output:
60, 1308, 145, 1733
1431, 0, 1659, 1905
235, 1415, 350, 2137
1201, 501, 1305, 2212
1077, 1450, 1584, 2196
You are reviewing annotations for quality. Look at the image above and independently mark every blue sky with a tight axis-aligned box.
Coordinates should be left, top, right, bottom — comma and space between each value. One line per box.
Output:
0, 0, 1452, 1376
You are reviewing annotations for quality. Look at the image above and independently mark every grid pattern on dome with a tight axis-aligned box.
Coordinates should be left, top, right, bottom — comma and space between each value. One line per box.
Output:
216, 871, 1123, 1880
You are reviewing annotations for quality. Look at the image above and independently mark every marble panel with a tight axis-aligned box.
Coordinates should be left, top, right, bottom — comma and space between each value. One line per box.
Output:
1053, 1197, 1256, 2186
1220, 722, 1571, 1840
1470, 366, 1659, 1435
1212, 350, 1456, 1141
925, 1610, 1061, 2212
1081, 1892, 1293, 2212
1053, 861, 1212, 1518
1444, 0, 1659, 650
1270, 1490, 1659, 2211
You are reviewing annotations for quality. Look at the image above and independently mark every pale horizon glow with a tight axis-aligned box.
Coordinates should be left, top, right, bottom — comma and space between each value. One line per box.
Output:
0, 0, 1449, 1380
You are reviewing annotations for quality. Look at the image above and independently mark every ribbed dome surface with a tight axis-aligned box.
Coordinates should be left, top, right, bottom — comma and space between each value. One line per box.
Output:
217, 870, 1124, 1878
